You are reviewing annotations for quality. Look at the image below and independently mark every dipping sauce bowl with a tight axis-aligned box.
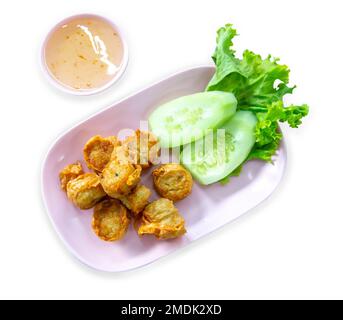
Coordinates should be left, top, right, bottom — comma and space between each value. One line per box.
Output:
41, 14, 128, 95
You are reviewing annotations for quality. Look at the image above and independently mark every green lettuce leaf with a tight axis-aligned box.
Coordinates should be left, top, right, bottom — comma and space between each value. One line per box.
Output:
207, 24, 309, 165
207, 24, 295, 109
248, 101, 309, 162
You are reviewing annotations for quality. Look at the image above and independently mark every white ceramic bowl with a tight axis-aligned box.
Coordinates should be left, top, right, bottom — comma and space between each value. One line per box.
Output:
41, 13, 129, 96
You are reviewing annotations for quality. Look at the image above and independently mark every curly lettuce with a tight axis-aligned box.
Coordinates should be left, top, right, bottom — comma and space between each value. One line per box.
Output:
207, 24, 309, 165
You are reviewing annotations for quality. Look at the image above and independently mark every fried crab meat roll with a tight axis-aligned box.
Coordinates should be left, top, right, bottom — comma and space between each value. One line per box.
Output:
119, 185, 151, 216
67, 173, 106, 210
59, 161, 84, 191
92, 199, 131, 242
83, 135, 121, 172
152, 164, 193, 201
121, 130, 160, 169
137, 198, 186, 240
100, 160, 142, 198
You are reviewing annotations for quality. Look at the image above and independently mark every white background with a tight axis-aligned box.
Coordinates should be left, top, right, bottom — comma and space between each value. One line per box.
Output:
0, 0, 342, 300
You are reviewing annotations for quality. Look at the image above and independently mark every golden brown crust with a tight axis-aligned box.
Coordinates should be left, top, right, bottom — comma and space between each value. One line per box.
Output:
59, 161, 84, 191
92, 199, 131, 242
67, 173, 106, 210
119, 185, 151, 215
111, 145, 132, 165
153, 164, 193, 201
121, 130, 160, 169
137, 198, 186, 240
100, 160, 142, 198
83, 135, 121, 172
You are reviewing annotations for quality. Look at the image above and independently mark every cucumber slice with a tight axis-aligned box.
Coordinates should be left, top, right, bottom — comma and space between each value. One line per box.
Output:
181, 111, 257, 185
149, 91, 237, 148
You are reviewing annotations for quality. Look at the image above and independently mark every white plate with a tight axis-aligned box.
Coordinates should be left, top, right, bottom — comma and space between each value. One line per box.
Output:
42, 66, 287, 272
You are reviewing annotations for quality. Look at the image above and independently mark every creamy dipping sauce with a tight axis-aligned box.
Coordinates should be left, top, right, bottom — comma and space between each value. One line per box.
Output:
45, 16, 124, 91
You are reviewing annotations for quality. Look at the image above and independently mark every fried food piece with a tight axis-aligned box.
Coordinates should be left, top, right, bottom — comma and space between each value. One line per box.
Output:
153, 164, 193, 201
100, 160, 142, 198
92, 199, 131, 242
120, 185, 151, 215
111, 145, 133, 165
67, 173, 106, 210
83, 135, 121, 172
138, 198, 186, 240
121, 130, 160, 169
59, 161, 84, 191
